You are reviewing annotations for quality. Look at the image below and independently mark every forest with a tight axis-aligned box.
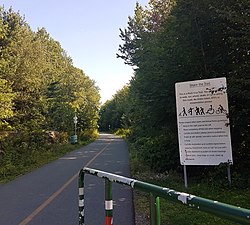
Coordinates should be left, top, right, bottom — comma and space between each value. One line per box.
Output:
0, 7, 100, 178
99, 0, 250, 187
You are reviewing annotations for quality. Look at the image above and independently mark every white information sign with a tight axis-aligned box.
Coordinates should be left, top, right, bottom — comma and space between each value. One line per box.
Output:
175, 77, 233, 165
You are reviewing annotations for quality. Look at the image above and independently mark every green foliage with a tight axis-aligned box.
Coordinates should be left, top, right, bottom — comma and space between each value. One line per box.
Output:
131, 132, 179, 172
115, 128, 131, 139
0, 131, 48, 180
0, 78, 15, 129
131, 157, 250, 225
78, 129, 99, 142
99, 85, 130, 131
0, 7, 100, 176
110, 0, 250, 186
0, 138, 91, 183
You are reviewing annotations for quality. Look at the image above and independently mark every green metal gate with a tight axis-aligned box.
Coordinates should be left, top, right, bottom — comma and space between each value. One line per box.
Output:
78, 167, 250, 225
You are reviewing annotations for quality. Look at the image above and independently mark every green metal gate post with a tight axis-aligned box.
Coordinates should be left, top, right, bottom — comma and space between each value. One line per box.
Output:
79, 167, 250, 225
105, 179, 113, 225
150, 194, 161, 225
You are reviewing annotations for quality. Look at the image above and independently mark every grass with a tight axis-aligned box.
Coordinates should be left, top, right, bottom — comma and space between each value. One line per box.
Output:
0, 139, 94, 184
98, 130, 250, 224
131, 155, 250, 225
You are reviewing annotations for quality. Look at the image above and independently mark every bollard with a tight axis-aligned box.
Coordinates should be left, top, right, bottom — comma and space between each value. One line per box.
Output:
78, 169, 85, 225
105, 179, 113, 225
150, 194, 161, 225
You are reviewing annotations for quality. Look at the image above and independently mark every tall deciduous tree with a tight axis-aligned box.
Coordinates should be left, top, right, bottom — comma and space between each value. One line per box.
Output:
115, 0, 250, 182
99, 86, 130, 131
0, 6, 100, 138
0, 78, 15, 130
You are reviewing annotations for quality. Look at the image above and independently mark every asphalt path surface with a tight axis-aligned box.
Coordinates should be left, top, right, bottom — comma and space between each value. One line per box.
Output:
0, 133, 134, 225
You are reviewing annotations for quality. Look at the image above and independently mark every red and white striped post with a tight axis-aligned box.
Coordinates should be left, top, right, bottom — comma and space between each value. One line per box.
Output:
105, 179, 113, 225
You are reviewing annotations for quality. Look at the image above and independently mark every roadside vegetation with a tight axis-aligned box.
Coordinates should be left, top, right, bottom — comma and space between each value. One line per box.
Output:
0, 7, 100, 183
100, 0, 249, 187
100, 0, 250, 224
114, 129, 250, 224
130, 146, 250, 225
0, 138, 96, 184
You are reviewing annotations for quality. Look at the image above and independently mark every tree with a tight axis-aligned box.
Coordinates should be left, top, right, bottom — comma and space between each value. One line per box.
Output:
117, 0, 250, 180
0, 78, 15, 130
0, 6, 100, 138
99, 86, 130, 131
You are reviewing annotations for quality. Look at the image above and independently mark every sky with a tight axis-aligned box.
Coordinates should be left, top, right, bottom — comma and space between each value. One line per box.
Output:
1, 0, 149, 103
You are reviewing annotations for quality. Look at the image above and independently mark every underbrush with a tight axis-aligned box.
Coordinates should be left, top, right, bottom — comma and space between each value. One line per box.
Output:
130, 147, 250, 225
114, 128, 131, 139
0, 132, 96, 183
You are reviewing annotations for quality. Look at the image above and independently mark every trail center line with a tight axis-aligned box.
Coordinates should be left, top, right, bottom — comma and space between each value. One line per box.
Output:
18, 140, 113, 225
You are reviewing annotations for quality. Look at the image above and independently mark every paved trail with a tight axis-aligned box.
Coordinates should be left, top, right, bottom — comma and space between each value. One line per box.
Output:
0, 133, 134, 225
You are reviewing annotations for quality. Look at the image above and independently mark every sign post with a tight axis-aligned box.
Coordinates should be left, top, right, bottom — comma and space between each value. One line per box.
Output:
70, 114, 78, 144
73, 114, 78, 136
175, 77, 233, 187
